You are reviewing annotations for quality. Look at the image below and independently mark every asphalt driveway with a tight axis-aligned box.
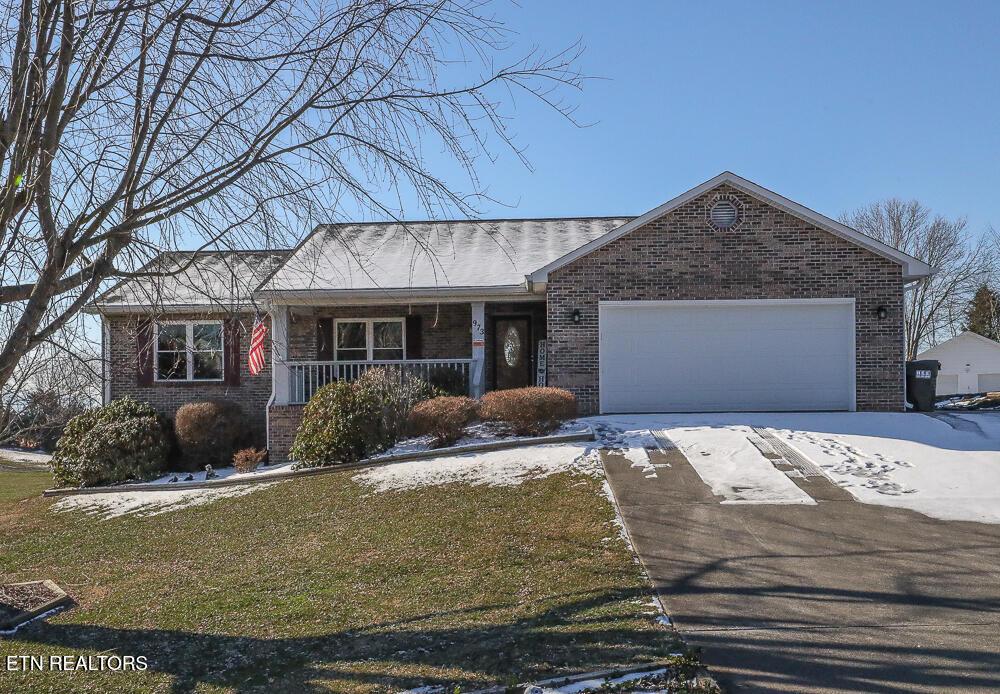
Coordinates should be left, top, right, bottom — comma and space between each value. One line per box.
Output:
603, 431, 1000, 693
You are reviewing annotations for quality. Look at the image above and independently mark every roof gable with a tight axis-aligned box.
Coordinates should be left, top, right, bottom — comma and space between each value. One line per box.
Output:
528, 172, 934, 284
918, 330, 1000, 358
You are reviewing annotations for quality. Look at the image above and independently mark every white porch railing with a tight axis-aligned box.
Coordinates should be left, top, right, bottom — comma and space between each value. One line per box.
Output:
288, 359, 472, 404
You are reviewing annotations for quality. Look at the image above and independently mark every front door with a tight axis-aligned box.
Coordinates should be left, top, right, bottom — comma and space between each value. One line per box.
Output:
494, 317, 532, 389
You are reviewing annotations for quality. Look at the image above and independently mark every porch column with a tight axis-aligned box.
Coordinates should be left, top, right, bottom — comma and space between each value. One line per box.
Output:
470, 301, 485, 397
271, 304, 290, 405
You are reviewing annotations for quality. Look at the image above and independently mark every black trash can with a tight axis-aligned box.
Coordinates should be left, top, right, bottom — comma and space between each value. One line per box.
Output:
906, 359, 941, 412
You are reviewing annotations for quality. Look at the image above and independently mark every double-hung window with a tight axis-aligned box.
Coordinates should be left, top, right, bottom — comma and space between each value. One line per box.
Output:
334, 319, 404, 361
156, 322, 224, 381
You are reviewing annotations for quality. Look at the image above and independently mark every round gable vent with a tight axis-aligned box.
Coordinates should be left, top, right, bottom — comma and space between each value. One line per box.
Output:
709, 200, 739, 230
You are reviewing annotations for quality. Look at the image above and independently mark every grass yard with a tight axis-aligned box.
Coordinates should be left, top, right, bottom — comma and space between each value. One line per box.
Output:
0, 458, 681, 693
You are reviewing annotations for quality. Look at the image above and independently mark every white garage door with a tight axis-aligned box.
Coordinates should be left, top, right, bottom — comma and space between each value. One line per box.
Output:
936, 374, 960, 396
599, 300, 856, 413
979, 373, 1000, 392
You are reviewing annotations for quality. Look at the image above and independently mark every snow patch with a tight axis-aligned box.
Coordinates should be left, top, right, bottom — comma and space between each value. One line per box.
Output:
664, 424, 815, 505
353, 443, 601, 492
601, 479, 634, 551
0, 605, 68, 637
51, 482, 279, 519
145, 462, 294, 486
529, 667, 668, 693
778, 430, 915, 495
592, 423, 660, 478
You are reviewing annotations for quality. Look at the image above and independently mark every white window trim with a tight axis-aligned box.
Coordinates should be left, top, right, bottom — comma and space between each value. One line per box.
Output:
333, 318, 406, 362
154, 320, 226, 382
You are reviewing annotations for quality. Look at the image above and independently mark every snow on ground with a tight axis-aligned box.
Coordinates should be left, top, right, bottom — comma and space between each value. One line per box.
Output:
666, 423, 815, 505
144, 462, 294, 486
0, 447, 52, 467
591, 422, 660, 478
51, 482, 279, 519
590, 413, 1000, 524
531, 667, 669, 693
353, 442, 601, 492
767, 412, 1000, 524
591, 415, 815, 505
936, 393, 1000, 411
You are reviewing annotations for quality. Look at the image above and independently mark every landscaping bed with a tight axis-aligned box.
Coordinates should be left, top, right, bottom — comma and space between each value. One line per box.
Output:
383, 420, 590, 457
0, 580, 71, 632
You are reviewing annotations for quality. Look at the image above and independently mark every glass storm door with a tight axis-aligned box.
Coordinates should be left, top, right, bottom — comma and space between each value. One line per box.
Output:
494, 317, 531, 389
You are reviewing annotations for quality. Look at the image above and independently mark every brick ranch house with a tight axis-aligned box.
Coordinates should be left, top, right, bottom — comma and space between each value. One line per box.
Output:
89, 172, 932, 461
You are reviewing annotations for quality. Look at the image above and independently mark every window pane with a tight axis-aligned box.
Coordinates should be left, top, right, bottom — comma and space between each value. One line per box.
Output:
373, 321, 402, 349
157, 351, 187, 380
157, 325, 186, 351
337, 322, 366, 349
193, 323, 222, 351
373, 348, 403, 361
336, 348, 367, 362
193, 351, 223, 380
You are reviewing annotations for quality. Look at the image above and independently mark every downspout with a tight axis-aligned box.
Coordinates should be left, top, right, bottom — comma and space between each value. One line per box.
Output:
102, 316, 111, 405
901, 279, 922, 410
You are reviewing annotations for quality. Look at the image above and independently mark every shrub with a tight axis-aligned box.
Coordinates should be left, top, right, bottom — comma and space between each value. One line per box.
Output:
355, 368, 435, 450
408, 396, 477, 447
291, 380, 380, 468
427, 366, 468, 397
174, 400, 250, 470
50, 398, 172, 488
477, 387, 577, 436
233, 447, 268, 473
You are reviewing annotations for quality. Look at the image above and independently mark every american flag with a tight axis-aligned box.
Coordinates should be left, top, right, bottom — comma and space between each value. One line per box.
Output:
248, 315, 268, 376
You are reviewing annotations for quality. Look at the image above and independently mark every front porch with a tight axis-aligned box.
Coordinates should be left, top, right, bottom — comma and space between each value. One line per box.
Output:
266, 300, 547, 457
288, 358, 473, 403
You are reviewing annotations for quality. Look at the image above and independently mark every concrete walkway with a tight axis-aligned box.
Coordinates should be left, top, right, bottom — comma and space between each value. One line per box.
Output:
603, 446, 1000, 693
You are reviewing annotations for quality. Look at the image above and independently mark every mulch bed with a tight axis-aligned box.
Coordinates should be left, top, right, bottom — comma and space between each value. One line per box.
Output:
0, 580, 71, 631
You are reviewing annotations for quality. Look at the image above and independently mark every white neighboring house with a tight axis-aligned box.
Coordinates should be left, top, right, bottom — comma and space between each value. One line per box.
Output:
917, 331, 1000, 395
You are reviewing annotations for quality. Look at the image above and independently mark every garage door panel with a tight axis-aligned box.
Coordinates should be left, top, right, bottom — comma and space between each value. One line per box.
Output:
599, 301, 855, 412
979, 373, 1000, 392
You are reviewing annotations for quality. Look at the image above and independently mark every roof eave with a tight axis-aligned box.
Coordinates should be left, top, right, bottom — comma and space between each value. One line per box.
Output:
87, 302, 250, 316
255, 283, 541, 306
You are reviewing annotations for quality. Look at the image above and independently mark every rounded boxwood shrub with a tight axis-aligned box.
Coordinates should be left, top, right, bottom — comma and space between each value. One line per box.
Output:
174, 400, 250, 470
478, 386, 577, 436
50, 397, 172, 488
408, 396, 477, 448
291, 380, 381, 468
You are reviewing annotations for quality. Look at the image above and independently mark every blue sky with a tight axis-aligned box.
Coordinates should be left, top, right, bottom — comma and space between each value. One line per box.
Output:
424, 0, 999, 238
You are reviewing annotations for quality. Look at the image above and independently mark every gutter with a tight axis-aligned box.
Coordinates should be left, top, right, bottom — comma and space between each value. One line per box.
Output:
253, 284, 540, 305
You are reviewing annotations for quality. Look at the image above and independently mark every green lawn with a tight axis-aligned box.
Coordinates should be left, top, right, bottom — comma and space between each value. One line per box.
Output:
0, 461, 682, 693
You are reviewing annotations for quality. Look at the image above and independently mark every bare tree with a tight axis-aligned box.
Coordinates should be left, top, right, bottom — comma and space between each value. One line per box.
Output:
841, 199, 995, 358
0, 0, 584, 390
0, 316, 100, 447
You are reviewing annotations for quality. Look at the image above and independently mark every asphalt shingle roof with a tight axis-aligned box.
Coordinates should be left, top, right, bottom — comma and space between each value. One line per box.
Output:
261, 217, 632, 293
95, 250, 289, 310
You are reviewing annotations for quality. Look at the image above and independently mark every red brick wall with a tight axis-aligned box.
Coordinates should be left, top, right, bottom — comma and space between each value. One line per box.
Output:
267, 404, 304, 462
106, 313, 273, 444
545, 184, 905, 414
287, 304, 471, 360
